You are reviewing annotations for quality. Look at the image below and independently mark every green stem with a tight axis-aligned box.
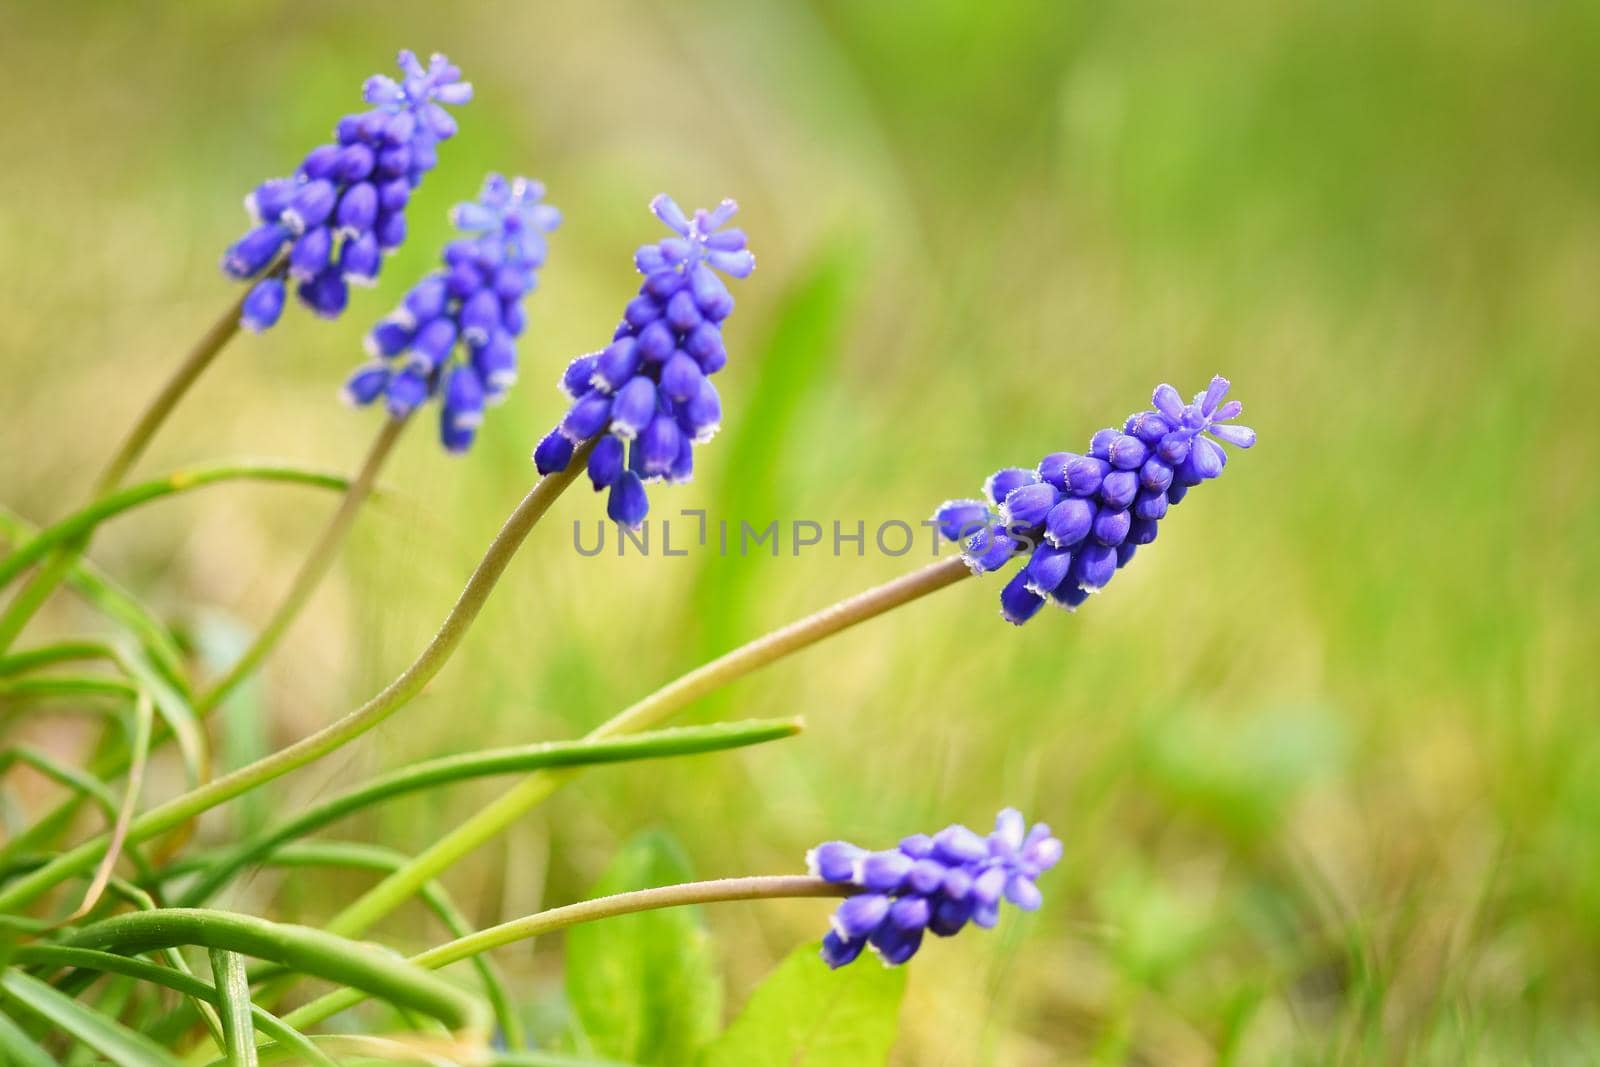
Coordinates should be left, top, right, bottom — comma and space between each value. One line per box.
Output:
176, 719, 801, 907
0, 461, 358, 590
322, 555, 972, 940
9, 946, 334, 1067
0, 279, 264, 656
196, 417, 409, 716
284, 876, 850, 1030
61, 908, 481, 1030
0, 453, 589, 915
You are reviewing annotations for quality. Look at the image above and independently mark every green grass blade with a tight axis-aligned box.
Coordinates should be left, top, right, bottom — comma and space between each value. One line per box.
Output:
12, 946, 335, 1067
62, 908, 483, 1030
0, 969, 184, 1067
0, 676, 137, 702
177, 718, 802, 907
0, 1005, 58, 1067
0, 461, 356, 589
209, 949, 259, 1067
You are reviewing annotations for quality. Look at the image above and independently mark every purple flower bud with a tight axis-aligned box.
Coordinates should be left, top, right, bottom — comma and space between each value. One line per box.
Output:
298, 144, 342, 181
562, 354, 599, 398
240, 277, 286, 332
342, 363, 389, 406
1088, 428, 1118, 460
289, 226, 334, 282
533, 428, 574, 474
984, 467, 1038, 505
821, 930, 867, 969
1092, 507, 1130, 547
668, 436, 695, 484
594, 338, 641, 392
637, 320, 676, 362
685, 322, 726, 373
606, 470, 649, 528
1128, 516, 1159, 545
1064, 456, 1108, 496
1076, 542, 1117, 589
807, 841, 866, 883
458, 289, 501, 346
471, 332, 518, 399
410, 317, 458, 369
905, 859, 946, 895
610, 376, 657, 440
1000, 569, 1045, 625
933, 499, 992, 542
440, 365, 485, 453
384, 364, 430, 417
375, 211, 407, 251
366, 320, 412, 358
854, 850, 913, 892
336, 182, 379, 236
888, 895, 931, 933
1044, 498, 1094, 549
639, 413, 682, 477
1024, 544, 1073, 596
297, 268, 349, 318
832, 894, 891, 939
340, 232, 382, 286
246, 180, 296, 224
666, 289, 703, 332
223, 223, 288, 279
660, 352, 704, 403
1133, 490, 1168, 521
868, 922, 923, 966
682, 378, 722, 443
1107, 434, 1148, 470
933, 826, 989, 865
1037, 452, 1079, 491
1099, 469, 1139, 510
1001, 482, 1059, 530
963, 524, 1016, 574
562, 390, 613, 442
283, 180, 337, 233
587, 433, 625, 489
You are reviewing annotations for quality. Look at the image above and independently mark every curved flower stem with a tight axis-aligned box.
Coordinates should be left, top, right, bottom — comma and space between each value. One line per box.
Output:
284, 875, 851, 1030
0, 451, 590, 915
0, 277, 267, 656
196, 416, 410, 715
321, 555, 973, 940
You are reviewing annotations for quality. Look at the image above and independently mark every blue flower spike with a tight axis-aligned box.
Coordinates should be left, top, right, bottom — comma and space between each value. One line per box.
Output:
342, 174, 559, 452
932, 377, 1255, 623
810, 809, 1062, 968
222, 50, 471, 330
533, 194, 755, 528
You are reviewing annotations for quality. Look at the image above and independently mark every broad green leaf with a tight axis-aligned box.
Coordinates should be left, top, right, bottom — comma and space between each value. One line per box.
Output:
697, 942, 907, 1067
566, 831, 722, 1065
0, 969, 184, 1067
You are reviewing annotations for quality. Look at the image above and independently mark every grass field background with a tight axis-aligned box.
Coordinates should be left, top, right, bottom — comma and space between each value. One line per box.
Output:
3, 1, 1599, 1062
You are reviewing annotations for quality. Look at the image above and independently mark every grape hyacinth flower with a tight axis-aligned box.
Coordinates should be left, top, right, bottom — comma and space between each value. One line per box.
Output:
342, 174, 560, 453
809, 809, 1061, 968
221, 50, 471, 331
532, 195, 755, 528
933, 376, 1256, 624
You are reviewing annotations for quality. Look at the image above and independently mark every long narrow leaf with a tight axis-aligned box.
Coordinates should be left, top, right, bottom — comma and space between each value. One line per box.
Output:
0, 676, 137, 702
0, 1006, 57, 1067
0, 462, 356, 589
0, 507, 186, 692
178, 718, 803, 907
67, 691, 153, 920
0, 969, 184, 1067
143, 840, 525, 1051
12, 946, 334, 1067
62, 908, 482, 1030
209, 950, 259, 1067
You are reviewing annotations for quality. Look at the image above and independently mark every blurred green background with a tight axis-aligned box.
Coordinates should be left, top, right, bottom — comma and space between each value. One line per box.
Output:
4, 0, 1600, 1062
